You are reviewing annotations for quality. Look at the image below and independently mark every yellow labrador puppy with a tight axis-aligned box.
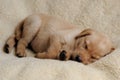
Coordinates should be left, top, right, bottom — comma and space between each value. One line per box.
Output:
4, 13, 115, 64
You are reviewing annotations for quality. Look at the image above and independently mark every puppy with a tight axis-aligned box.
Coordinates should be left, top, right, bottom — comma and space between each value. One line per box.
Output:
4, 13, 115, 64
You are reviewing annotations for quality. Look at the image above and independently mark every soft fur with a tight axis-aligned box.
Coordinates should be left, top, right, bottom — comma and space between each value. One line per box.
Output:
4, 14, 114, 64
0, 0, 120, 80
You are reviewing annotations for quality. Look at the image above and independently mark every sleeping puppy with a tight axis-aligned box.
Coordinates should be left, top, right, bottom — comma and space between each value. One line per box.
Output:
4, 13, 115, 64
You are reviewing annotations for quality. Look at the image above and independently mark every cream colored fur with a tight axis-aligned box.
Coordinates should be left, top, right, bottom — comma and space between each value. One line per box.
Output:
4, 14, 114, 64
0, 0, 120, 80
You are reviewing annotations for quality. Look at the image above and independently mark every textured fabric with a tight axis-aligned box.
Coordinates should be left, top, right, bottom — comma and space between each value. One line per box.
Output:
0, 0, 120, 80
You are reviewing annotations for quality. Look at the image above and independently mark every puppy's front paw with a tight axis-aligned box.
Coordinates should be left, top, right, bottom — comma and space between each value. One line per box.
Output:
16, 49, 26, 58
59, 50, 67, 60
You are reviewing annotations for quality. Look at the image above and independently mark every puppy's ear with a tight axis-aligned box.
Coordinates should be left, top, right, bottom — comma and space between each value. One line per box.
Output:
75, 28, 93, 39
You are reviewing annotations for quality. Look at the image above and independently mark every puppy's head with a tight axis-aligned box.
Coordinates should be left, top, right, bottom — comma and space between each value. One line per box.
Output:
74, 28, 115, 64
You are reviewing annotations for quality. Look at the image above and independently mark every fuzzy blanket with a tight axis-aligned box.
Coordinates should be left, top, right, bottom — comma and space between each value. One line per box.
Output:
0, 0, 120, 80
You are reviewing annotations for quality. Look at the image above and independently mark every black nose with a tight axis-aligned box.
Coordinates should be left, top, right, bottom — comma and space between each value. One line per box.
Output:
59, 50, 66, 60
75, 55, 82, 62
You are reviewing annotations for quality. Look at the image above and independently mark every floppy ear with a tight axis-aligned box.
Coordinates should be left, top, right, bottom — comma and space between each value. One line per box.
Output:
75, 28, 93, 39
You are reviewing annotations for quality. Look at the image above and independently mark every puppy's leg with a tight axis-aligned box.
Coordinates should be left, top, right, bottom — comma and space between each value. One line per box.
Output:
35, 35, 62, 59
15, 21, 24, 40
16, 38, 27, 57
4, 34, 16, 53
4, 20, 26, 54
4, 21, 23, 53
36, 50, 71, 60
16, 16, 41, 57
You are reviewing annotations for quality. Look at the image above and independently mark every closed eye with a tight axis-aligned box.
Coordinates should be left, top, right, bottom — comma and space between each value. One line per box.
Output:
103, 54, 108, 57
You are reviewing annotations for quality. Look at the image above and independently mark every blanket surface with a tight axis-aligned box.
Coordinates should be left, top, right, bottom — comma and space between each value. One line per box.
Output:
0, 0, 120, 80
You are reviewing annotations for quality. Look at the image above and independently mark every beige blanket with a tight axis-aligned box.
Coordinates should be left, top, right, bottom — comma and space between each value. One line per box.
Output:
0, 0, 120, 80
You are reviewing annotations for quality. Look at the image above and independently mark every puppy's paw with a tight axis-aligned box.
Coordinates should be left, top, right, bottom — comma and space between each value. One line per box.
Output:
16, 49, 26, 58
4, 44, 10, 53
16, 52, 26, 58
59, 50, 67, 60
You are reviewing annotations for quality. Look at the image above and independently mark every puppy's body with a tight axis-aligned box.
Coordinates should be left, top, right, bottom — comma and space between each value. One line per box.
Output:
30, 14, 80, 53
4, 13, 115, 64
